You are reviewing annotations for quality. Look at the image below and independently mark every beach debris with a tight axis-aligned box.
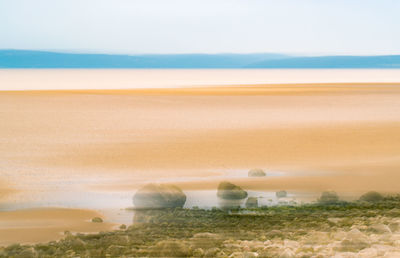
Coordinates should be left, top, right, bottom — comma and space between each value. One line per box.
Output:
276, 190, 287, 198
246, 197, 259, 208
248, 168, 266, 177
91, 217, 103, 223
133, 183, 186, 209
359, 191, 384, 202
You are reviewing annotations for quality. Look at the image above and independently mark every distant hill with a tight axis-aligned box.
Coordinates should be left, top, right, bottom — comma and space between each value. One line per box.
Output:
1, 50, 400, 68
0, 50, 286, 68
246, 55, 400, 68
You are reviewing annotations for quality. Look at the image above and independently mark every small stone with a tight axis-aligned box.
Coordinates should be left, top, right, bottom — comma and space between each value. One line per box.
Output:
245, 197, 258, 208
248, 169, 266, 177
276, 190, 287, 198
358, 248, 378, 257
279, 248, 295, 258
369, 224, 392, 234
91, 217, 103, 223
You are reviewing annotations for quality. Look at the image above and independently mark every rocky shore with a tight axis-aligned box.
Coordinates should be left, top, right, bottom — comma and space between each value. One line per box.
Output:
2, 195, 400, 257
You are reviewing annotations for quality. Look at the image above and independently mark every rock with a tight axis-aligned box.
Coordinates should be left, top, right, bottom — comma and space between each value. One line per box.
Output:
217, 181, 247, 209
371, 244, 395, 256
328, 218, 342, 224
152, 240, 190, 257
318, 191, 339, 204
248, 169, 266, 177
279, 248, 295, 258
369, 224, 392, 234
243, 252, 259, 258
245, 197, 258, 208
357, 248, 378, 257
204, 247, 220, 257
133, 183, 186, 209
69, 238, 86, 251
332, 252, 357, 258
230, 252, 245, 258
389, 222, 400, 233
190, 232, 223, 249
338, 228, 370, 252
383, 251, 400, 257
283, 239, 299, 249
91, 217, 103, 223
276, 190, 287, 198
359, 191, 384, 202
217, 181, 248, 200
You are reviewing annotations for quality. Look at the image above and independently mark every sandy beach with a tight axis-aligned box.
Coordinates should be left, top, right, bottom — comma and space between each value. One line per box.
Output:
0, 208, 114, 246
1, 73, 400, 244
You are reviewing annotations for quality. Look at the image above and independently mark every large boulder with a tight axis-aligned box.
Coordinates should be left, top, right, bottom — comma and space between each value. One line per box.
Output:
248, 168, 266, 177
318, 191, 339, 204
217, 181, 248, 210
359, 191, 384, 203
133, 183, 186, 209
217, 181, 248, 200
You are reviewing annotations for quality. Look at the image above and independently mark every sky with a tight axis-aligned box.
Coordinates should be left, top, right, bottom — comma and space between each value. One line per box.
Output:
1, 0, 400, 55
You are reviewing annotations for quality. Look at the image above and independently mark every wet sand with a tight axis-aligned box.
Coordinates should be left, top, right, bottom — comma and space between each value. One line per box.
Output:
0, 208, 115, 246
1, 81, 400, 243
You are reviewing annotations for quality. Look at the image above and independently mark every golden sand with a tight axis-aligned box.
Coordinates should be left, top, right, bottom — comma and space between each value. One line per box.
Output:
1, 82, 400, 243
0, 208, 115, 246
1, 83, 400, 190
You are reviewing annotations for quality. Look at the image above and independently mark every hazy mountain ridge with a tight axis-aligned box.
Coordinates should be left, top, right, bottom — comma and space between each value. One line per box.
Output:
1, 50, 400, 68
0, 50, 285, 68
247, 55, 400, 68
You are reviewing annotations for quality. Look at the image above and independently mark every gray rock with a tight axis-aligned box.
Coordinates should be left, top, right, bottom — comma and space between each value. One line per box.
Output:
217, 181, 248, 210
338, 229, 370, 252
245, 197, 258, 208
133, 183, 186, 209
248, 168, 266, 177
318, 191, 339, 204
388, 222, 400, 233
276, 190, 287, 198
359, 191, 384, 202
279, 248, 295, 258
217, 181, 248, 200
369, 224, 392, 234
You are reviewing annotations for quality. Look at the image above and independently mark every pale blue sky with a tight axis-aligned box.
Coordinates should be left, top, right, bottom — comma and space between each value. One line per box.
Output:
1, 0, 399, 55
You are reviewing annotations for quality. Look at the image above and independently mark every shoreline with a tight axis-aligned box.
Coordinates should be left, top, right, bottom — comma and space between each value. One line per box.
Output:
0, 208, 116, 246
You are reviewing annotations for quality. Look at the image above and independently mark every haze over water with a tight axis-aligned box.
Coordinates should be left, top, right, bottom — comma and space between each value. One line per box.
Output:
2, 69, 400, 90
